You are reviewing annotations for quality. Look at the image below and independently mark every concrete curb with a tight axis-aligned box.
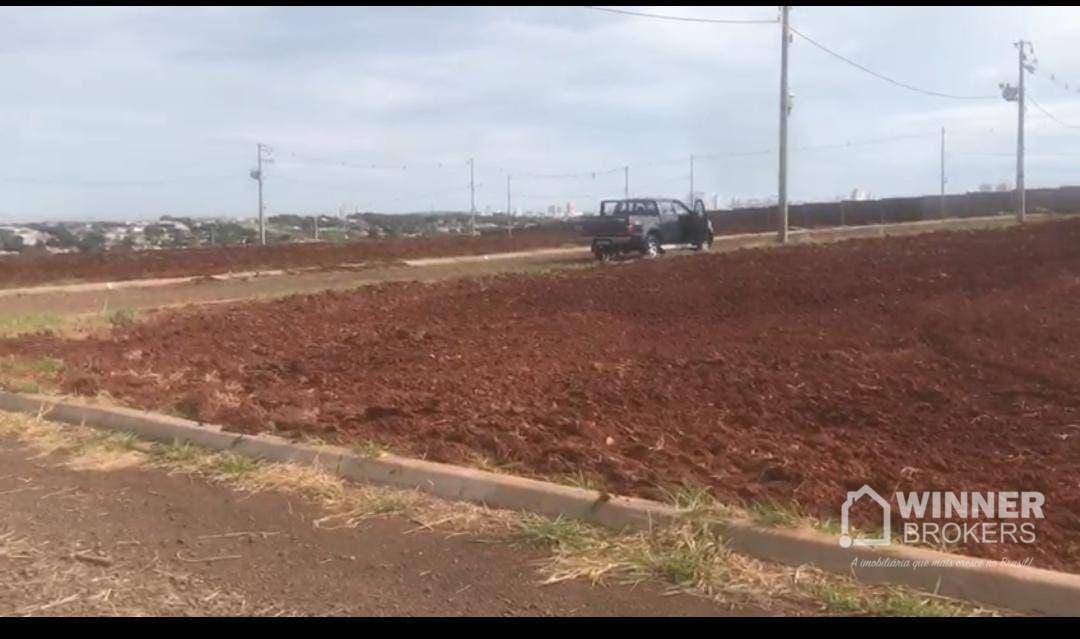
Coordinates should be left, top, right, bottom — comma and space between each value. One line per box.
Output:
1, 390, 1077, 615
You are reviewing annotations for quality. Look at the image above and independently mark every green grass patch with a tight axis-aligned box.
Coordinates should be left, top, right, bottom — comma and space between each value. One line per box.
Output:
0, 312, 64, 337
804, 582, 969, 616
106, 308, 139, 330
747, 498, 806, 528
659, 483, 718, 514
808, 581, 866, 613
211, 452, 263, 478
350, 440, 388, 459
152, 439, 203, 466
558, 469, 608, 492
516, 514, 592, 549
0, 355, 65, 394
617, 523, 731, 589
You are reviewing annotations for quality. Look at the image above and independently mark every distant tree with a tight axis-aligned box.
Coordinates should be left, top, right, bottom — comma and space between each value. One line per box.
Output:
0, 229, 19, 251
214, 223, 255, 246
32, 225, 78, 249
144, 224, 169, 244
78, 232, 107, 253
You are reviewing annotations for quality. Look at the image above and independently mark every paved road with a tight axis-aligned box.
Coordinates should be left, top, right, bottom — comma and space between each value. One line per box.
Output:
0, 435, 776, 617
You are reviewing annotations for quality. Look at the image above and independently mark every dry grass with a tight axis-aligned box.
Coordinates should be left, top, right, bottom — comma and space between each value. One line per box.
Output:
515, 512, 999, 617
0, 356, 66, 394
0, 525, 257, 616
0, 409, 1008, 616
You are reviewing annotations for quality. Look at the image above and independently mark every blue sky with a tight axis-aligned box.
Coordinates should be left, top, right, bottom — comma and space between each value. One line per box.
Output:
2, 5, 1079, 221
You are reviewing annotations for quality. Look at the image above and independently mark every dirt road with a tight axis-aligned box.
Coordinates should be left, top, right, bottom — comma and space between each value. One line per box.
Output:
0, 252, 591, 324
0, 228, 582, 290
0, 434, 762, 617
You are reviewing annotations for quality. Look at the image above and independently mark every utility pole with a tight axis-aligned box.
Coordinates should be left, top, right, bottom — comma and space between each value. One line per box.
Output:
1002, 42, 1035, 223
249, 143, 267, 246
777, 5, 791, 243
624, 165, 629, 198
940, 126, 946, 219
1014, 40, 1035, 223
506, 174, 513, 237
469, 158, 476, 235
313, 214, 320, 241
689, 154, 695, 205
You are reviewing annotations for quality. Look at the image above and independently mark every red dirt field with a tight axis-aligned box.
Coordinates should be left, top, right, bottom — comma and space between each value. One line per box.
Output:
0, 226, 580, 289
5, 219, 1080, 572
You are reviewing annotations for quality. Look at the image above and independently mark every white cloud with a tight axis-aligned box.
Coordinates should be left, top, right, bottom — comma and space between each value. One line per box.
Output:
1, 5, 1079, 219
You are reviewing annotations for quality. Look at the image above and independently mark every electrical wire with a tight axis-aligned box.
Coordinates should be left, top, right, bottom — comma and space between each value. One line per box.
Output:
520, 166, 623, 180
282, 150, 460, 172
0, 175, 237, 187
796, 131, 939, 151
1033, 66, 1080, 95
583, 6, 778, 25
954, 151, 1080, 158
1027, 95, 1080, 129
789, 26, 998, 100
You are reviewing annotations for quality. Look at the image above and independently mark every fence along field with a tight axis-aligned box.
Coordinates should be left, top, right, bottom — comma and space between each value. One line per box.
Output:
708, 185, 1080, 234
2, 216, 1080, 574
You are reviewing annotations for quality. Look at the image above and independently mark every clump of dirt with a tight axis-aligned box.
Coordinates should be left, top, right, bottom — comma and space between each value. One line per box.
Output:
5, 219, 1080, 572
62, 374, 100, 397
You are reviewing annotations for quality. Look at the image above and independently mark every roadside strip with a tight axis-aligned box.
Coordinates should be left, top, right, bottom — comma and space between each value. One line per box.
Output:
0, 390, 1076, 616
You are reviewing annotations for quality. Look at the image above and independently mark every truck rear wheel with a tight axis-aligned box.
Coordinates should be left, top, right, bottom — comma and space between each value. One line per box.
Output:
643, 234, 660, 258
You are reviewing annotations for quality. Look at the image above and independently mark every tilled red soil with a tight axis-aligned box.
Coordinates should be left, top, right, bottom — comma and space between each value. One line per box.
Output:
5, 219, 1080, 572
0, 227, 580, 289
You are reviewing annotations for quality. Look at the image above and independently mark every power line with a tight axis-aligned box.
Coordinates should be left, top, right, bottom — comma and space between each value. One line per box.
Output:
0, 175, 236, 187
796, 131, 939, 151
696, 149, 773, 160
954, 150, 1080, 158
692, 131, 938, 161
582, 6, 778, 25
520, 131, 939, 183
279, 149, 460, 172
789, 26, 998, 100
520, 166, 623, 180
1032, 66, 1080, 95
1027, 95, 1080, 129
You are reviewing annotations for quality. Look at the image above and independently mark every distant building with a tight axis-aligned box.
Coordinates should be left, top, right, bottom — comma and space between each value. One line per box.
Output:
0, 225, 49, 250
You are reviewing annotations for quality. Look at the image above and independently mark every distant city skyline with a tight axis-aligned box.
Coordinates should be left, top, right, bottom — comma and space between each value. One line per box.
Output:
2, 6, 1079, 221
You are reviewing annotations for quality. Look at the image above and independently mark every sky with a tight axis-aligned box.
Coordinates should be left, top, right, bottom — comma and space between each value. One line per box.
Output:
2, 5, 1079, 222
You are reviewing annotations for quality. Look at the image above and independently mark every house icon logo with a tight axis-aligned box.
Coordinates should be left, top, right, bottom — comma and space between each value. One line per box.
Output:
838, 485, 891, 548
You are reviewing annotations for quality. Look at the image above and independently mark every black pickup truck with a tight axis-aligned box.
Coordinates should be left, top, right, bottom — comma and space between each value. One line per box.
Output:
581, 198, 713, 261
